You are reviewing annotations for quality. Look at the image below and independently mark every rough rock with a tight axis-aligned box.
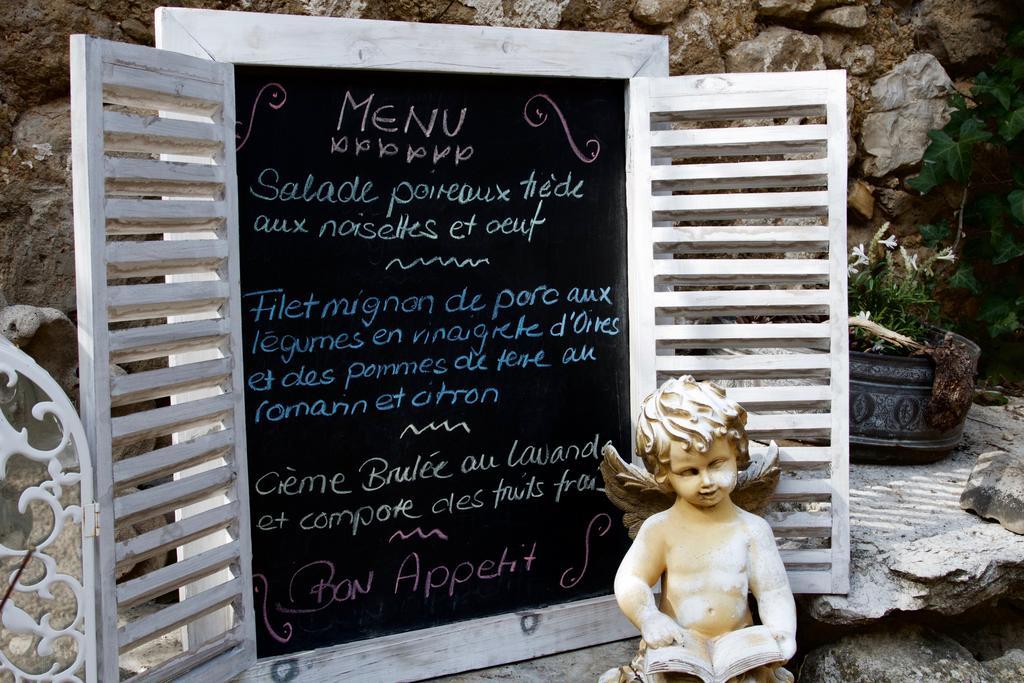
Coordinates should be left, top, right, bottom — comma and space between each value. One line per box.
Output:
985, 649, 1024, 679
756, 0, 840, 20
848, 179, 875, 220
912, 0, 1017, 69
1, 99, 77, 311
804, 399, 1024, 626
961, 450, 1024, 534
876, 188, 913, 217
725, 26, 825, 73
0, 304, 78, 402
821, 33, 876, 76
869, 53, 953, 111
667, 9, 726, 75
860, 53, 953, 177
800, 626, 1001, 683
467, 0, 571, 29
814, 5, 866, 30
631, 0, 686, 27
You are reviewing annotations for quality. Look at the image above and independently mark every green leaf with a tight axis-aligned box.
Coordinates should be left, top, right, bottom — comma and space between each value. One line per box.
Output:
1000, 107, 1024, 141
980, 297, 1022, 337
907, 162, 943, 194
919, 221, 950, 247
1010, 189, 1024, 224
973, 72, 1016, 110
991, 225, 1024, 264
949, 263, 982, 294
1009, 26, 1024, 50
1014, 167, 1024, 188
922, 120, 992, 185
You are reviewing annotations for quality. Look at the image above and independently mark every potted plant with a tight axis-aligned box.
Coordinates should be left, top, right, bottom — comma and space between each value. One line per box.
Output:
847, 224, 980, 464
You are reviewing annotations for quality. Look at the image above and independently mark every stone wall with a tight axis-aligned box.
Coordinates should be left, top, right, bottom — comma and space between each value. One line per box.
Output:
1, 0, 1021, 313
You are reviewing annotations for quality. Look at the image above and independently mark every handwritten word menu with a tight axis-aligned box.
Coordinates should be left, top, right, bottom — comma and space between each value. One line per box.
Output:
235, 66, 631, 657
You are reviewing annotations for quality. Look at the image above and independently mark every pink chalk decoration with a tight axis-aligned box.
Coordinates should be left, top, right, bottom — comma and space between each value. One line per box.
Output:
254, 573, 293, 644
559, 512, 612, 589
237, 82, 288, 151
523, 93, 601, 163
389, 527, 450, 542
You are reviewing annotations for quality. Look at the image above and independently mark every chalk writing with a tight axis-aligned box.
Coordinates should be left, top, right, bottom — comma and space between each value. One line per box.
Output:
235, 65, 630, 657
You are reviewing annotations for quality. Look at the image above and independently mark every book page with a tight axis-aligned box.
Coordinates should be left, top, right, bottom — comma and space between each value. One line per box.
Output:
645, 630, 713, 680
711, 625, 784, 682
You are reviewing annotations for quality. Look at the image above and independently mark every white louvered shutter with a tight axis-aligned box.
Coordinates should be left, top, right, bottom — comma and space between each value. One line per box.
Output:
70, 36, 256, 681
627, 71, 850, 594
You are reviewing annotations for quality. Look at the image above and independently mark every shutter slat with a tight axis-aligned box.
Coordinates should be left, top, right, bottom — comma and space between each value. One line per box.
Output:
104, 111, 222, 155
113, 429, 234, 489
653, 289, 831, 316
110, 393, 233, 446
650, 125, 827, 158
771, 479, 832, 502
652, 259, 829, 285
114, 464, 235, 526
106, 239, 228, 278
110, 357, 232, 406
648, 90, 828, 121
117, 541, 241, 608
108, 319, 229, 364
105, 158, 224, 197
655, 353, 830, 379
780, 549, 832, 567
105, 198, 226, 222
655, 323, 830, 349
108, 281, 229, 323
652, 226, 830, 254
121, 627, 244, 683
747, 413, 832, 439
101, 62, 223, 114
115, 502, 238, 571
770, 512, 833, 538
727, 386, 832, 411
650, 159, 828, 191
118, 577, 244, 652
651, 191, 829, 222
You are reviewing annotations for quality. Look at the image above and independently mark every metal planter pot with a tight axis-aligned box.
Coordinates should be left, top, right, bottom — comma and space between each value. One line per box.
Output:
849, 331, 981, 464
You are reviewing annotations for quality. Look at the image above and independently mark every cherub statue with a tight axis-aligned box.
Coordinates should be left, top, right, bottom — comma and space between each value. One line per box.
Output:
600, 376, 795, 683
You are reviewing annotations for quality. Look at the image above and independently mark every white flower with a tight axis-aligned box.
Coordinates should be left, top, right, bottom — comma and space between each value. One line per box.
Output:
856, 311, 871, 320
880, 235, 898, 250
900, 246, 918, 271
935, 247, 956, 262
850, 243, 869, 267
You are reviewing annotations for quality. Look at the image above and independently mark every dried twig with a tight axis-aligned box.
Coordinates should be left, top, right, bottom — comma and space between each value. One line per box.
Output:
848, 315, 927, 352
0, 546, 35, 616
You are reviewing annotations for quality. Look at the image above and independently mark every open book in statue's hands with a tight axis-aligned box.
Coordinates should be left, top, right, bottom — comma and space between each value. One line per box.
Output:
644, 625, 785, 683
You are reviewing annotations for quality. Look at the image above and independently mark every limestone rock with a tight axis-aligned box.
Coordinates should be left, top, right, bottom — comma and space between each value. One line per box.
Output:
804, 399, 1024, 626
860, 54, 953, 177
876, 188, 913, 217
848, 179, 875, 219
0, 304, 78, 402
667, 10, 726, 75
466, 0, 572, 29
800, 627, 996, 682
912, 0, 1016, 68
869, 53, 953, 111
815, 5, 867, 30
631, 0, 687, 27
756, 0, 840, 20
984, 649, 1024, 679
961, 450, 1024, 534
725, 26, 825, 73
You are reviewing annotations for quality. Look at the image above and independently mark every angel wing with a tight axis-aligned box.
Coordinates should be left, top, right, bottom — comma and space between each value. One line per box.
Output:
733, 441, 781, 514
599, 443, 674, 539
600, 441, 782, 536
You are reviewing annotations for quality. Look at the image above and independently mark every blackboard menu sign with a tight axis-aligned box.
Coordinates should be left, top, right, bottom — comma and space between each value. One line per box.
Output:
235, 65, 632, 657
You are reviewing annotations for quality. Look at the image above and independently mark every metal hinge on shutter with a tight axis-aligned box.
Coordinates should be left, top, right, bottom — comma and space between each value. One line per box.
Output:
83, 502, 100, 538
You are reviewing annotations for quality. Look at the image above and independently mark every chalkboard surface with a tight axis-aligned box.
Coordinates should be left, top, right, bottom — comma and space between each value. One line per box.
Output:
235, 65, 632, 657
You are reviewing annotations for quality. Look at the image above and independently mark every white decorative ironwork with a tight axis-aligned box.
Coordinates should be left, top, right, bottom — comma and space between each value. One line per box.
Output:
0, 337, 95, 682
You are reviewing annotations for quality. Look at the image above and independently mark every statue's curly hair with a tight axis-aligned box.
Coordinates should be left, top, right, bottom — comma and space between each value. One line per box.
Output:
636, 376, 749, 481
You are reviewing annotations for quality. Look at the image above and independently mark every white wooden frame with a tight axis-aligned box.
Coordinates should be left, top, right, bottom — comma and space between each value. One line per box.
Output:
156, 8, 668, 681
